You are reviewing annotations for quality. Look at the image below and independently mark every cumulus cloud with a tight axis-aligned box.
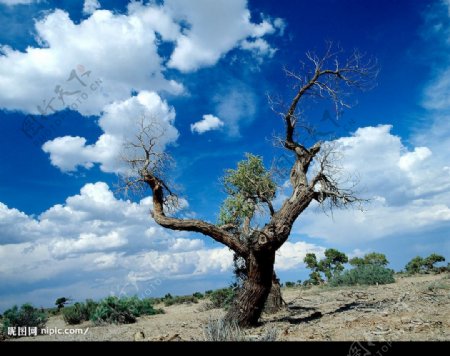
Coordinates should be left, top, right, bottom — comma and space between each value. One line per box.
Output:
276, 241, 325, 271
191, 114, 224, 134
0, 182, 234, 289
298, 125, 450, 245
0, 7, 183, 116
0, 0, 282, 115
82, 0, 100, 15
42, 91, 178, 173
163, 0, 283, 72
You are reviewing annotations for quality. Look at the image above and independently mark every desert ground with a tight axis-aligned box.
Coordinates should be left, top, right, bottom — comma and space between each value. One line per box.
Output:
11, 273, 450, 341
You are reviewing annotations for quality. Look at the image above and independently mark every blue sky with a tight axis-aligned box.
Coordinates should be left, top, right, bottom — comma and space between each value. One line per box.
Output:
0, 0, 449, 311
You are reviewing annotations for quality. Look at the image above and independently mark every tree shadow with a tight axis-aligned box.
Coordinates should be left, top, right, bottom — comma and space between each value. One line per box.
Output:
275, 301, 361, 324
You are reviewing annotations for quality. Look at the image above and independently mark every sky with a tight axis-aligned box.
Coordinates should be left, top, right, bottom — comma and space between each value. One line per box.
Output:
0, 0, 449, 311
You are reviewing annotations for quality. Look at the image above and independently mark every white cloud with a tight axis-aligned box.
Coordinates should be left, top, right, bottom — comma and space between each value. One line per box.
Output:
0, 1, 282, 115
0, 0, 38, 5
240, 38, 277, 58
275, 241, 325, 271
42, 91, 178, 173
82, 0, 100, 15
191, 114, 224, 134
0, 7, 184, 116
214, 80, 257, 136
298, 125, 450, 244
164, 0, 282, 72
0, 182, 234, 287
0, 203, 40, 244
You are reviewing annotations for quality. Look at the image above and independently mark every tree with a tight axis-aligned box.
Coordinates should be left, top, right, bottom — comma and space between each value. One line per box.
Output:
319, 248, 348, 280
218, 154, 284, 313
423, 253, 445, 272
303, 249, 348, 283
303, 253, 323, 285
405, 254, 446, 274
55, 297, 70, 311
405, 256, 425, 274
349, 252, 388, 267
122, 43, 377, 327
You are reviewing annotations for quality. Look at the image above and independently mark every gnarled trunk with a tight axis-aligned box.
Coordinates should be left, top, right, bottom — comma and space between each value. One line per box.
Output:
225, 250, 275, 327
264, 272, 285, 313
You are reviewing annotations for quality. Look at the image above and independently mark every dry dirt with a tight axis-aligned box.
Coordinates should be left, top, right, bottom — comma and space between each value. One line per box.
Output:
11, 273, 450, 341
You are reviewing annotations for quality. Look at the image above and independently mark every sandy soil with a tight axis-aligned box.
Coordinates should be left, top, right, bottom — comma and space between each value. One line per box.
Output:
9, 273, 450, 341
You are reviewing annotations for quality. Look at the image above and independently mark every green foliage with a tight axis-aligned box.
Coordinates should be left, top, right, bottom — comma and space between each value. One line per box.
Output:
193, 292, 204, 299
62, 299, 101, 325
60, 296, 162, 326
304, 253, 318, 269
55, 297, 70, 311
423, 254, 445, 271
350, 252, 389, 267
303, 249, 348, 283
163, 295, 198, 306
405, 256, 424, 274
284, 281, 295, 288
319, 248, 348, 280
405, 254, 446, 274
208, 288, 236, 309
330, 265, 395, 286
218, 154, 276, 227
92, 296, 164, 325
62, 302, 89, 325
2, 304, 47, 336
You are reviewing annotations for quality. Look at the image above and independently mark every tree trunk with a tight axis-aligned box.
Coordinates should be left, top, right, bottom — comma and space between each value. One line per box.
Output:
264, 272, 285, 313
224, 250, 275, 327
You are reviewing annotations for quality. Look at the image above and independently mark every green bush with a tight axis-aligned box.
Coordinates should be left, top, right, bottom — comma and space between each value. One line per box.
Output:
60, 296, 163, 326
63, 304, 85, 325
405, 254, 446, 274
2, 304, 48, 337
284, 281, 295, 288
90, 296, 164, 325
164, 295, 198, 306
330, 265, 395, 286
193, 292, 204, 299
208, 288, 235, 309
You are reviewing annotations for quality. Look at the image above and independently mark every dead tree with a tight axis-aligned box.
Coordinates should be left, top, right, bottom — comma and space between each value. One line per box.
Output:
122, 43, 377, 327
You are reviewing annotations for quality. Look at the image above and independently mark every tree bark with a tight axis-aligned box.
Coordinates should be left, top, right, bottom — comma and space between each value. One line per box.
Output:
264, 272, 285, 313
224, 250, 275, 327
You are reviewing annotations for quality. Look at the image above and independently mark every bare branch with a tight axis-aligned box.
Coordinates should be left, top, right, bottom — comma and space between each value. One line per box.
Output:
121, 116, 249, 257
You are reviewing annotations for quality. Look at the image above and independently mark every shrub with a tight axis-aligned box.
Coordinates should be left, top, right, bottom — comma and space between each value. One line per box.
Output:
163, 295, 198, 306
63, 304, 85, 325
203, 318, 279, 341
193, 292, 204, 299
55, 297, 70, 311
405, 254, 446, 274
350, 252, 389, 267
304, 249, 348, 283
405, 256, 424, 274
209, 288, 235, 309
284, 281, 295, 288
2, 304, 48, 337
62, 296, 163, 326
330, 265, 395, 286
203, 317, 244, 341
62, 299, 99, 325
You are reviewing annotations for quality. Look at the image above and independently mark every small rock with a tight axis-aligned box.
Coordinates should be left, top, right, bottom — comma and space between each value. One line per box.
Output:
134, 331, 145, 341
